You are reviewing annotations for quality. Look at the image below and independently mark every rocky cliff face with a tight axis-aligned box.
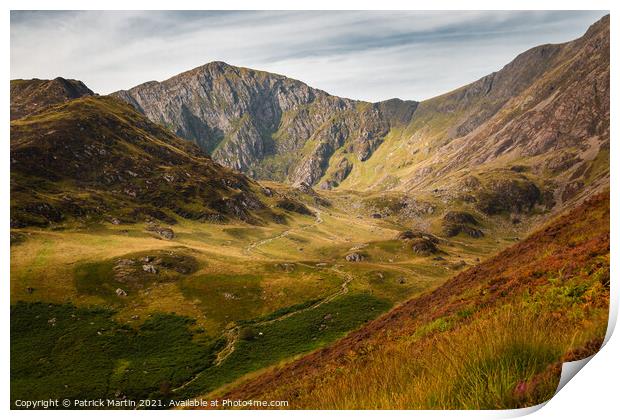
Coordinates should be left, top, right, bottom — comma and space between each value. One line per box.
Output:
112, 62, 417, 186
112, 15, 608, 210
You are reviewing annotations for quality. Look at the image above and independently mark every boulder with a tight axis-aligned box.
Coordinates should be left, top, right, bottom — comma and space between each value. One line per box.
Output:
145, 222, 175, 240
396, 230, 440, 243
345, 252, 364, 262
443, 211, 478, 225
142, 264, 157, 274
115, 288, 127, 297
157, 227, 175, 240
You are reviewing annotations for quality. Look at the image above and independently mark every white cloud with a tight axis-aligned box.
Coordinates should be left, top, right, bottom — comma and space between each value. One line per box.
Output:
10, 10, 608, 101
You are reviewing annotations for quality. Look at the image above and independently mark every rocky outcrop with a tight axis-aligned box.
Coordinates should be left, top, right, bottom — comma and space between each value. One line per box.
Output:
319, 158, 353, 190
112, 62, 416, 186
345, 252, 365, 262
145, 222, 175, 240
442, 211, 484, 238
411, 238, 439, 256
396, 230, 439, 243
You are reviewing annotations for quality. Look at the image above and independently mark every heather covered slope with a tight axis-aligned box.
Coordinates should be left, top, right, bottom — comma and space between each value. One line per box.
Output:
10, 95, 280, 228
10, 77, 94, 120
215, 192, 610, 409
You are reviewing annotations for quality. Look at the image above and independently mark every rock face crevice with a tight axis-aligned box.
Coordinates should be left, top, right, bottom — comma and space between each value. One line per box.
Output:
112, 62, 417, 186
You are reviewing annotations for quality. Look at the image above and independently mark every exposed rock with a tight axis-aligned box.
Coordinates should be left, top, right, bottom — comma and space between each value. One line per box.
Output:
345, 252, 365, 262
443, 211, 478, 225
293, 182, 315, 195
112, 62, 416, 186
115, 288, 128, 297
142, 264, 157, 274
275, 263, 296, 273
442, 211, 484, 238
320, 158, 353, 189
396, 230, 439, 243
443, 223, 484, 238
145, 223, 175, 240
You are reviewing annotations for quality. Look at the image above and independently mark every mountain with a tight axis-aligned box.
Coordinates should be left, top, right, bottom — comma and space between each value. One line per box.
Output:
10, 77, 94, 120
10, 94, 285, 228
112, 15, 609, 213
112, 62, 417, 186
342, 15, 609, 207
215, 191, 610, 409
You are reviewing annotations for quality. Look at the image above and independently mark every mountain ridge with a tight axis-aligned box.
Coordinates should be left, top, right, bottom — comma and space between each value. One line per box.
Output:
9, 94, 292, 228
112, 61, 419, 186
10, 77, 94, 120
111, 15, 609, 214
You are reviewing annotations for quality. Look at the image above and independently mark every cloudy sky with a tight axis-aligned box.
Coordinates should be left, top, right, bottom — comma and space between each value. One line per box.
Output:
11, 10, 608, 102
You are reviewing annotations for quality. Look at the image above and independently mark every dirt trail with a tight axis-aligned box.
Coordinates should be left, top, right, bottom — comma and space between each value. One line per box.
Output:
174, 207, 360, 392
212, 264, 352, 366
243, 208, 324, 255
172, 263, 353, 393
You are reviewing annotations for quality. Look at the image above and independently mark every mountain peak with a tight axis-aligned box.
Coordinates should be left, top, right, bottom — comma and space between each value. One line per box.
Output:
10, 77, 94, 120
111, 13, 608, 205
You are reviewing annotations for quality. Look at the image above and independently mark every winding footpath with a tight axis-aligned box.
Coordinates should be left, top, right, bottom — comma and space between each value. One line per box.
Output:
243, 208, 324, 255
173, 208, 354, 392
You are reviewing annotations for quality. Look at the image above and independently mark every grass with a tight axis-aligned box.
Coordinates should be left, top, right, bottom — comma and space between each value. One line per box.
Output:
11, 302, 216, 408
271, 292, 607, 409
176, 292, 390, 399
230, 269, 608, 409
10, 180, 597, 409
212, 192, 610, 409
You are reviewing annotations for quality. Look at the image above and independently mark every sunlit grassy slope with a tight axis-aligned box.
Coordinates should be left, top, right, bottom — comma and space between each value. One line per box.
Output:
214, 192, 610, 409
11, 179, 528, 407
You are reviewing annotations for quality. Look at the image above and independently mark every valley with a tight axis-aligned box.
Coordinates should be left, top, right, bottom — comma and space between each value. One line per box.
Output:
10, 14, 609, 410
11, 180, 525, 404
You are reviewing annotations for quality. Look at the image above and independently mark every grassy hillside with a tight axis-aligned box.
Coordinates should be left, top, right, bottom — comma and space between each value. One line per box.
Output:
11, 172, 530, 408
10, 95, 283, 228
337, 15, 609, 214
9, 16, 610, 409
215, 192, 610, 409
10, 77, 93, 120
